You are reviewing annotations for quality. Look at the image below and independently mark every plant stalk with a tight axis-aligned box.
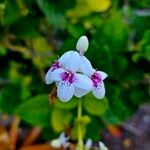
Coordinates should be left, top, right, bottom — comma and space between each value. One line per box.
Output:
77, 99, 83, 150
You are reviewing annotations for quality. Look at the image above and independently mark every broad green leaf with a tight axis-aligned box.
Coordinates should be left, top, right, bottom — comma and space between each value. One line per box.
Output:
51, 108, 73, 132
15, 94, 51, 127
54, 97, 78, 110
83, 94, 109, 116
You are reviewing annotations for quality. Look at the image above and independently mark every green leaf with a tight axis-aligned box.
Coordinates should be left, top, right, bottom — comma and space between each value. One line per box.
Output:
1, 0, 20, 25
15, 94, 51, 127
86, 117, 104, 141
51, 108, 73, 132
37, 0, 66, 28
54, 97, 78, 110
0, 83, 23, 114
102, 110, 121, 125
11, 16, 39, 39
133, 30, 150, 62
83, 94, 109, 116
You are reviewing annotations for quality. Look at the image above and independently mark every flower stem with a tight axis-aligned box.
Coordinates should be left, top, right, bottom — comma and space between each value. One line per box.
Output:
77, 99, 83, 150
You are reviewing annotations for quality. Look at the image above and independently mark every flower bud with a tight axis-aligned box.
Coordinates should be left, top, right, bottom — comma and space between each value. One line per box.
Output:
85, 139, 92, 149
76, 36, 89, 54
51, 139, 61, 148
99, 141, 108, 150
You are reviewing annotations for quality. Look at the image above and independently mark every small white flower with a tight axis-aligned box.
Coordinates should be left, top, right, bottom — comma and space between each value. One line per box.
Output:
76, 35, 89, 54
50, 132, 70, 149
85, 139, 92, 150
51, 139, 61, 148
99, 141, 108, 150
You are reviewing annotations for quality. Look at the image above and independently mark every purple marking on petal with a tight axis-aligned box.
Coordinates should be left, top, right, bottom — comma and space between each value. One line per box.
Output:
60, 71, 77, 84
91, 72, 102, 87
50, 61, 61, 71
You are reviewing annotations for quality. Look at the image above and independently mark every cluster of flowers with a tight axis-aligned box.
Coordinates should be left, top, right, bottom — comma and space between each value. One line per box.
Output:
50, 132, 108, 150
45, 36, 108, 102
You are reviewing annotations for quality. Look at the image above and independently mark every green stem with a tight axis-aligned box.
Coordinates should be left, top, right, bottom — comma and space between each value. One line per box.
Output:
77, 99, 83, 150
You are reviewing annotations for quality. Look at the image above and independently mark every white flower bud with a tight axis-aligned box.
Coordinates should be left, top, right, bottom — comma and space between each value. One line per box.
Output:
99, 141, 108, 150
85, 139, 92, 149
76, 35, 89, 54
51, 139, 61, 148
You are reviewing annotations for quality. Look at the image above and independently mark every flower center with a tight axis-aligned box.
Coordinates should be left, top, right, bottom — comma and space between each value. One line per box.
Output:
51, 61, 61, 71
91, 72, 102, 87
61, 71, 76, 84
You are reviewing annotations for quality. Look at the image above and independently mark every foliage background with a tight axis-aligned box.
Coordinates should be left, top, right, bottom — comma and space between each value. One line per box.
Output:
0, 0, 150, 141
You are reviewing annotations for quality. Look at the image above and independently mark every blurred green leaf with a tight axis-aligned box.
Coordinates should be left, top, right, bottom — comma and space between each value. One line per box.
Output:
51, 107, 73, 132
0, 83, 23, 114
15, 94, 51, 127
83, 94, 109, 116
1, 0, 20, 25
86, 117, 104, 140
37, 0, 66, 28
55, 97, 78, 110
102, 110, 121, 125
11, 16, 39, 39
133, 30, 150, 62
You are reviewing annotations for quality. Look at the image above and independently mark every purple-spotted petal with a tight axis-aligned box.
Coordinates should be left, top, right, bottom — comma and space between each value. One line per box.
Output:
92, 81, 105, 99
50, 68, 65, 81
74, 88, 90, 98
80, 56, 95, 76
97, 71, 108, 80
74, 74, 92, 90
45, 68, 53, 84
57, 82, 75, 102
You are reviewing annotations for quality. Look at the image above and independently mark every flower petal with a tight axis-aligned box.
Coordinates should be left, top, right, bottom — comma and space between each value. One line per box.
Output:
74, 74, 92, 90
50, 68, 65, 81
80, 56, 95, 76
57, 82, 75, 102
74, 88, 90, 98
97, 71, 108, 80
92, 81, 105, 99
67, 51, 80, 72
58, 51, 80, 72
45, 68, 53, 84
85, 139, 92, 150
58, 51, 74, 66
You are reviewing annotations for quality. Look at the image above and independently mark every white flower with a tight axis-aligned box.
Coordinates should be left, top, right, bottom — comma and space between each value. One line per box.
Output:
50, 132, 70, 149
85, 139, 92, 150
51, 139, 61, 148
45, 35, 108, 101
99, 141, 108, 150
76, 35, 89, 54
50, 67, 92, 102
